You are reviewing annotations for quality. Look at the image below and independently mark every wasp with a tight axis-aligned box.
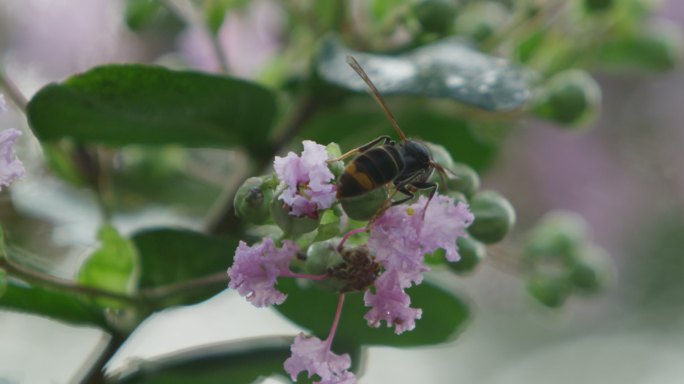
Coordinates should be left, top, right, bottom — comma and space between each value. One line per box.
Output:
333, 56, 449, 211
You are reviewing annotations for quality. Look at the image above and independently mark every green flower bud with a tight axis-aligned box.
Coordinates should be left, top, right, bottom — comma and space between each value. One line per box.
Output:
524, 211, 588, 264
534, 69, 601, 128
448, 236, 486, 274
446, 163, 480, 198
326, 142, 345, 178
125, 0, 161, 31
271, 197, 321, 238
597, 22, 682, 72
234, 176, 275, 225
340, 188, 389, 221
583, 0, 613, 12
468, 190, 516, 244
306, 240, 347, 293
455, 1, 509, 43
413, 0, 457, 36
527, 275, 572, 308
571, 246, 614, 294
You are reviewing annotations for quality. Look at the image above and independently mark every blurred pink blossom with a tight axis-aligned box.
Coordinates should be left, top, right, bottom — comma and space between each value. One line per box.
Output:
178, 0, 284, 77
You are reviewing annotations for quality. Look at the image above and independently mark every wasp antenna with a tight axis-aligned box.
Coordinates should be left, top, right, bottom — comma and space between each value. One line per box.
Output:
430, 161, 450, 194
346, 56, 408, 142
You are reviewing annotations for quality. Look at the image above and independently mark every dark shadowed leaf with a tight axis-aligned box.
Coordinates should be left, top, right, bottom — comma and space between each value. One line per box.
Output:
114, 336, 293, 384
317, 36, 534, 111
27, 65, 276, 151
275, 279, 469, 347
298, 99, 501, 171
132, 228, 237, 306
0, 280, 108, 329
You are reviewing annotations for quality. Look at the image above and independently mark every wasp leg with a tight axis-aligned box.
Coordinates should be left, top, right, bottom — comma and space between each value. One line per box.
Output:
393, 181, 439, 221
327, 135, 393, 163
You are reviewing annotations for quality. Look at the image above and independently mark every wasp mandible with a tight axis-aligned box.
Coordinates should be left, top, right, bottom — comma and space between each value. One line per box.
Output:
333, 56, 450, 212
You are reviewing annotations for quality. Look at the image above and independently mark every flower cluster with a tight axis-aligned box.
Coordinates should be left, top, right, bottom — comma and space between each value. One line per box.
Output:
0, 94, 25, 190
227, 140, 473, 383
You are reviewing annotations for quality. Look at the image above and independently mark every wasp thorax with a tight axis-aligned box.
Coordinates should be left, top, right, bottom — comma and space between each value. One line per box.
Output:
329, 246, 381, 293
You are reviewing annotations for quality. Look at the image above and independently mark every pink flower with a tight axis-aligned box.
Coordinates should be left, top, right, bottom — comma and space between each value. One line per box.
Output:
364, 195, 472, 332
274, 140, 336, 218
367, 203, 427, 286
227, 238, 298, 307
419, 195, 474, 261
284, 333, 357, 384
177, 0, 283, 78
368, 195, 473, 285
363, 269, 422, 334
0, 129, 25, 191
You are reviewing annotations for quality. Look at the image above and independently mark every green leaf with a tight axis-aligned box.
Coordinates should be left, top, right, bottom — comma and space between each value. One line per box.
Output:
317, 35, 534, 111
275, 279, 469, 347
115, 336, 293, 384
27, 65, 277, 152
132, 228, 237, 306
0, 280, 108, 329
78, 225, 139, 308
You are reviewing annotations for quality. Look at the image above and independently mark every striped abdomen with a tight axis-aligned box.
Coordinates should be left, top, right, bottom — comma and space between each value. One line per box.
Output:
337, 146, 404, 198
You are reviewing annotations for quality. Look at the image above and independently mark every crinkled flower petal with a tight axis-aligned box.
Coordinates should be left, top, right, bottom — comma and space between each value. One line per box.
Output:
368, 203, 427, 286
364, 269, 422, 334
227, 238, 298, 307
0, 129, 25, 191
274, 140, 336, 217
284, 333, 357, 384
414, 195, 474, 262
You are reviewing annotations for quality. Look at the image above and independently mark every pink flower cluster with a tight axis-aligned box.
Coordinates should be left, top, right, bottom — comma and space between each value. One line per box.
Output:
274, 140, 336, 218
365, 195, 473, 333
227, 140, 473, 382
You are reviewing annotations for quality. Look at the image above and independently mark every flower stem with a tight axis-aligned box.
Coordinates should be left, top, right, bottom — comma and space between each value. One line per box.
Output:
337, 227, 368, 252
282, 271, 329, 281
325, 293, 346, 351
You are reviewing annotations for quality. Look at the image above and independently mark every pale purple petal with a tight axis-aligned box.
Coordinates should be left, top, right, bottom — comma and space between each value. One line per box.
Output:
414, 195, 474, 262
284, 333, 357, 384
368, 204, 426, 286
227, 238, 298, 307
0, 129, 25, 191
364, 269, 422, 334
273, 140, 336, 217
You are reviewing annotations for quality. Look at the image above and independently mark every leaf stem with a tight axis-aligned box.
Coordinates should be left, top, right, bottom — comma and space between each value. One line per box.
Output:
0, 256, 141, 306
0, 255, 229, 306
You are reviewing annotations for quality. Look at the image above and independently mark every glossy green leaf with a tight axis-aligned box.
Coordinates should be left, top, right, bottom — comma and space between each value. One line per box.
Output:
275, 279, 469, 347
78, 225, 139, 308
27, 65, 276, 152
317, 36, 534, 111
132, 228, 237, 306
0, 280, 108, 328
115, 336, 293, 384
